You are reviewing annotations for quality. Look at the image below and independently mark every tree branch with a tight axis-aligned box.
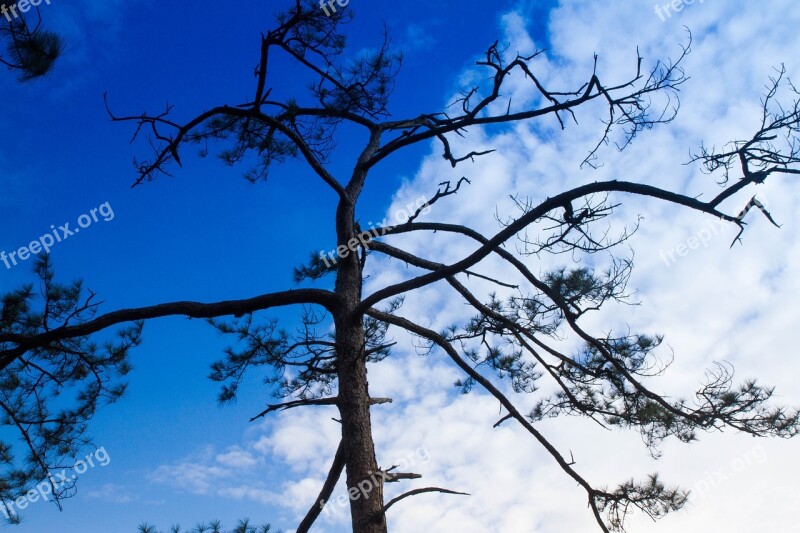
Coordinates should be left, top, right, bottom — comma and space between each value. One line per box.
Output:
356, 179, 739, 315
250, 396, 392, 422
383, 487, 470, 514
364, 307, 613, 533
297, 439, 347, 533
0, 289, 337, 371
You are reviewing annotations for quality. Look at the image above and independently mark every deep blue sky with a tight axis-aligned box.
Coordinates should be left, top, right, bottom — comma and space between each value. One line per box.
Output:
0, 1, 555, 531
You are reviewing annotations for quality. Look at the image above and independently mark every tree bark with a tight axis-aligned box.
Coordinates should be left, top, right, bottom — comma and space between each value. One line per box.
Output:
335, 197, 388, 532
337, 329, 387, 532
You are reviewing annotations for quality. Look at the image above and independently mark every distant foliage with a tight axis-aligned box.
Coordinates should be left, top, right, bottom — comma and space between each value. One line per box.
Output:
0, 4, 63, 81
137, 519, 279, 533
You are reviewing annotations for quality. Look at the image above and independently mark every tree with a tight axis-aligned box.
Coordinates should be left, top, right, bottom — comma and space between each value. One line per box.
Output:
0, 1, 63, 81
137, 519, 278, 533
1, 1, 799, 531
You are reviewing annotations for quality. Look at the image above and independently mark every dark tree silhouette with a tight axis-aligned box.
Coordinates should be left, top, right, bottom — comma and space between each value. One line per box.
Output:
137, 519, 278, 533
1, 1, 799, 531
0, 1, 62, 81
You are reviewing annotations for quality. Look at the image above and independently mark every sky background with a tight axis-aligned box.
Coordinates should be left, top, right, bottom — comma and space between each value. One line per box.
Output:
1, 0, 799, 532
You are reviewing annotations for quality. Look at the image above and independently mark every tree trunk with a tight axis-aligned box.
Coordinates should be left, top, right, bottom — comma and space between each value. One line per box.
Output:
337, 328, 387, 532
334, 197, 388, 532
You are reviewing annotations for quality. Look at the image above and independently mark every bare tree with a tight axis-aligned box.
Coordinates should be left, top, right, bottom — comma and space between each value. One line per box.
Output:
1, 1, 798, 531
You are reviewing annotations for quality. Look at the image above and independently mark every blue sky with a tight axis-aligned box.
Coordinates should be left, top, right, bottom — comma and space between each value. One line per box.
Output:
0, 1, 552, 530
1, 1, 799, 532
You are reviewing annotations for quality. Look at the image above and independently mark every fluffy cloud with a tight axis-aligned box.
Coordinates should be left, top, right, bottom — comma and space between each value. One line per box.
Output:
86, 483, 137, 504
363, 2, 800, 532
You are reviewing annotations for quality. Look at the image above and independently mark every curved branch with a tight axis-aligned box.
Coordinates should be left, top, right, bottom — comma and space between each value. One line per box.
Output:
375, 221, 797, 438
366, 239, 610, 426
297, 439, 346, 533
356, 179, 738, 315
383, 487, 470, 514
0, 288, 337, 370
365, 307, 612, 533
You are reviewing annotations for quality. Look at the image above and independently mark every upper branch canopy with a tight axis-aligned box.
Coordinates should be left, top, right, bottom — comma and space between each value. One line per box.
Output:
691, 64, 800, 207
106, 0, 400, 194
368, 35, 690, 171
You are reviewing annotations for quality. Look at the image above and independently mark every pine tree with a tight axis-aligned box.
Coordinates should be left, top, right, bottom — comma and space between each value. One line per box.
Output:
2, 2, 799, 531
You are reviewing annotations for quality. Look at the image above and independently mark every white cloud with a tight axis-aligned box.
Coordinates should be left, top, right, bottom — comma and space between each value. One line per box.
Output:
217, 485, 280, 506
215, 447, 259, 469
149, 446, 235, 495
86, 483, 137, 504
252, 412, 340, 472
